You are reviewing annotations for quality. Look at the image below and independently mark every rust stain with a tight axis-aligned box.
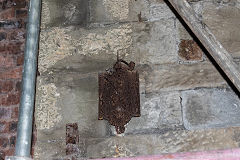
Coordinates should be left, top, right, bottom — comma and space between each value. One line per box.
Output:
138, 12, 142, 22
66, 123, 79, 155
98, 59, 140, 134
178, 39, 203, 61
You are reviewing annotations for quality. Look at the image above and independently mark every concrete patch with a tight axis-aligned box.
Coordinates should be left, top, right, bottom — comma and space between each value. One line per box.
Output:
182, 88, 240, 130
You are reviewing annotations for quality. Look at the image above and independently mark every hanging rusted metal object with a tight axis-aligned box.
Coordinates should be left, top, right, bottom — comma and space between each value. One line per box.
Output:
98, 56, 140, 134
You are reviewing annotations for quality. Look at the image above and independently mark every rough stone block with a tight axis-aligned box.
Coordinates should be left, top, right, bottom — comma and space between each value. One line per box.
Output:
146, 1, 175, 21
131, 20, 178, 65
89, 0, 175, 23
111, 92, 183, 135
181, 88, 240, 130
203, 3, 240, 58
41, 0, 89, 28
34, 140, 67, 160
145, 62, 226, 93
86, 127, 240, 159
89, 0, 149, 23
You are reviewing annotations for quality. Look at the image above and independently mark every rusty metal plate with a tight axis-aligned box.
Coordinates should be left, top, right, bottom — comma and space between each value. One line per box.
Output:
99, 59, 140, 134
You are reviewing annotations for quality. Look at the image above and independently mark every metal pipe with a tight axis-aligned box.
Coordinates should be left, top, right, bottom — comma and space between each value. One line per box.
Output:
14, 0, 41, 158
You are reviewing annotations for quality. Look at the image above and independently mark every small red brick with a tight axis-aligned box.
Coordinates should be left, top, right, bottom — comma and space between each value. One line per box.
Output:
0, 136, 9, 148
0, 122, 6, 133
11, 106, 18, 119
9, 121, 17, 132
0, 80, 14, 93
0, 95, 7, 106
66, 123, 79, 144
0, 67, 23, 79
9, 135, 16, 147
0, 150, 5, 160
7, 92, 20, 106
0, 8, 15, 20
0, 42, 24, 55
0, 92, 20, 106
0, 55, 15, 68
15, 81, 21, 92
0, 32, 7, 41
8, 29, 25, 41
0, 121, 10, 133
0, 107, 11, 119
13, 0, 27, 8
3, 148, 15, 156
15, 9, 27, 18
16, 55, 24, 66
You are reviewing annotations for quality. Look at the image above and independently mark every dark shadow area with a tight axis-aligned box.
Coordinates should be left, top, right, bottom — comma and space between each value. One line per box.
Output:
164, 0, 240, 98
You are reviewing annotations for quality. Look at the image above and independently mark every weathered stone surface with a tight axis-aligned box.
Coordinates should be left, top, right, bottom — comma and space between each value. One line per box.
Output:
181, 88, 240, 130
35, 0, 240, 159
41, 0, 89, 28
203, 3, 240, 58
131, 20, 178, 65
146, 1, 175, 21
89, 0, 174, 23
111, 92, 183, 135
176, 19, 193, 40
35, 79, 62, 130
87, 127, 240, 159
145, 62, 226, 93
39, 24, 133, 73
89, 0, 131, 22
34, 140, 66, 160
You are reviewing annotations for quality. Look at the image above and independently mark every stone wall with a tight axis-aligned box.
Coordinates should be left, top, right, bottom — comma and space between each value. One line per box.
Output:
35, 0, 240, 159
0, 0, 29, 158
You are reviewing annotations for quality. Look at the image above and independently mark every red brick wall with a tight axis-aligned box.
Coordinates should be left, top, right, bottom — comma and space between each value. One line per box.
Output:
0, 0, 28, 159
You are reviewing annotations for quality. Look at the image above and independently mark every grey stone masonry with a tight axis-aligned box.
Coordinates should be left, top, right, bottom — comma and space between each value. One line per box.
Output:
35, 0, 240, 159
181, 88, 240, 130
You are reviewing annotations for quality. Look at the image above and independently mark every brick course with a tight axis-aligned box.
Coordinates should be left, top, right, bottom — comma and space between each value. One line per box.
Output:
0, 0, 32, 158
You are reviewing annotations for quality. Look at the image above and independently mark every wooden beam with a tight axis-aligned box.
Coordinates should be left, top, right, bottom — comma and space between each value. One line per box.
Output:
166, 0, 240, 92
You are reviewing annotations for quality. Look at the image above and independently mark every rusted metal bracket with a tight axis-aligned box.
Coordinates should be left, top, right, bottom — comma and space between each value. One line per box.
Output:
166, 0, 240, 93
98, 59, 140, 134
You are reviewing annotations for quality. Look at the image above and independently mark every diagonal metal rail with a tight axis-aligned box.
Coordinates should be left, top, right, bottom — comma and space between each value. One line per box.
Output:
166, 0, 240, 92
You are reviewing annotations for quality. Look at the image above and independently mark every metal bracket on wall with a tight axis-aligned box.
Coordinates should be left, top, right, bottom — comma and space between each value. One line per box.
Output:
98, 59, 140, 134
